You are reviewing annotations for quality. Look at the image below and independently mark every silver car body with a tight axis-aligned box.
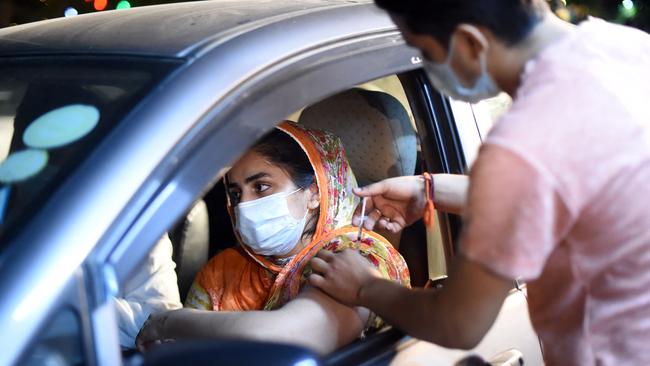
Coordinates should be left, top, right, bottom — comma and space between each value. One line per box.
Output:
0, 1, 543, 365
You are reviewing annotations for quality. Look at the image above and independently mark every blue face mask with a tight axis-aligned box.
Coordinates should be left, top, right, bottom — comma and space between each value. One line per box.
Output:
235, 188, 307, 257
422, 38, 501, 104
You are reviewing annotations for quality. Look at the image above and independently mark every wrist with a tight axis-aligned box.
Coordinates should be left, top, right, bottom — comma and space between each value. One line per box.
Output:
158, 309, 179, 339
422, 173, 436, 228
357, 275, 383, 308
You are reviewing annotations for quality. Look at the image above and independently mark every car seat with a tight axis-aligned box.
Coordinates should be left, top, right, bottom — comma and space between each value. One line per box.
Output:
299, 88, 417, 187
299, 88, 417, 245
169, 199, 210, 301
299, 88, 429, 286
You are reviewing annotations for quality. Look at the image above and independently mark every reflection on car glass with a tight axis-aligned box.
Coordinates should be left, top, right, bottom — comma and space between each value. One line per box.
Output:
23, 104, 100, 149
0, 149, 48, 184
0, 186, 8, 224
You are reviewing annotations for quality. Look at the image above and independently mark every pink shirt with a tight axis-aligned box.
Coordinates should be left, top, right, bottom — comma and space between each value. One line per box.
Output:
462, 19, 650, 365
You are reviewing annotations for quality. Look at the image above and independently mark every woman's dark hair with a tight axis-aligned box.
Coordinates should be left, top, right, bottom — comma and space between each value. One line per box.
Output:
252, 129, 318, 240
375, 0, 547, 47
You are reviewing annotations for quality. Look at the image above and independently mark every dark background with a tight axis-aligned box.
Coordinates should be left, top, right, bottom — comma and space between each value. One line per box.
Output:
1, 0, 649, 31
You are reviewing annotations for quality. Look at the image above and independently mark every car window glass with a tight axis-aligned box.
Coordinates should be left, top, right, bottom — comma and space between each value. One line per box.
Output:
20, 307, 85, 366
450, 93, 513, 168
449, 98, 483, 168
472, 92, 513, 139
0, 59, 178, 245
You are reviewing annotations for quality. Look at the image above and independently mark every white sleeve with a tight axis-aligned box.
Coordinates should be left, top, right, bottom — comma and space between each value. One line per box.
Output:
113, 234, 182, 348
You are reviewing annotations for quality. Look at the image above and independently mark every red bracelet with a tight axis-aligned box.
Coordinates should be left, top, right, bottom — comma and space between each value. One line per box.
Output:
422, 173, 436, 229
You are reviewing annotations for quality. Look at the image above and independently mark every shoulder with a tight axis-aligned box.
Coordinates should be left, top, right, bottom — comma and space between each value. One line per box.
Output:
321, 227, 410, 286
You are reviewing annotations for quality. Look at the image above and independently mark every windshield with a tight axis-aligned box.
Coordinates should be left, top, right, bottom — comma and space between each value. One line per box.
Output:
0, 57, 179, 243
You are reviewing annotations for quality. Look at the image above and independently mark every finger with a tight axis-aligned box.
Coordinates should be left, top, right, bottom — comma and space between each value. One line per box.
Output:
377, 205, 407, 227
361, 208, 381, 230
352, 198, 377, 226
310, 256, 330, 274
136, 338, 151, 353
316, 249, 335, 261
308, 273, 327, 289
353, 181, 387, 197
384, 221, 404, 233
376, 217, 390, 230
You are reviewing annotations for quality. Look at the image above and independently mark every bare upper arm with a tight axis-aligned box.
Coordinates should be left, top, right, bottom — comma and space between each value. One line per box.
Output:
270, 286, 369, 354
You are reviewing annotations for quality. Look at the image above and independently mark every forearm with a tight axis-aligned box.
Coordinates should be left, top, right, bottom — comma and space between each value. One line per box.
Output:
159, 289, 364, 354
357, 256, 510, 349
432, 174, 468, 215
161, 308, 291, 343
357, 279, 473, 348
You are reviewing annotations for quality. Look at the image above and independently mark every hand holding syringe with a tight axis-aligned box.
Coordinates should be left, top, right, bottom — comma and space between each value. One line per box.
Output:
356, 197, 367, 245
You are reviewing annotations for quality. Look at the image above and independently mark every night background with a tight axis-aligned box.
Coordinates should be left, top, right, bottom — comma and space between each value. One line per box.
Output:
1, 0, 649, 32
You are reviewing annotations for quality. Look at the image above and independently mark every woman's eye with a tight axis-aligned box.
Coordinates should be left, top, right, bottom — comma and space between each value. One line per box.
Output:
229, 190, 241, 203
255, 183, 270, 193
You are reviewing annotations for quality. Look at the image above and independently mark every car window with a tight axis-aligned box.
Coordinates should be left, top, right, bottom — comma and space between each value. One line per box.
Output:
472, 92, 513, 139
0, 58, 179, 245
18, 273, 89, 366
21, 307, 85, 366
448, 93, 513, 168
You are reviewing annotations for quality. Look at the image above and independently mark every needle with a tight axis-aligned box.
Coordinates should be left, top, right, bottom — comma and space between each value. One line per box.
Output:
357, 197, 367, 242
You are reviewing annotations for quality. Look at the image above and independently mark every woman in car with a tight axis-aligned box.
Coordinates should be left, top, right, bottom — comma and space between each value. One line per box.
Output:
136, 121, 410, 354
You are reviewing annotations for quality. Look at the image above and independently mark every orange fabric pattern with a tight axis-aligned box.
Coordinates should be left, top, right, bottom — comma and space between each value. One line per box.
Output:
192, 247, 274, 311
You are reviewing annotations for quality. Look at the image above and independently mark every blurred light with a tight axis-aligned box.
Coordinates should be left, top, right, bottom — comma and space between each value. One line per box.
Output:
556, 7, 571, 21
116, 0, 131, 9
620, 0, 637, 18
294, 360, 318, 366
94, 0, 107, 11
64, 7, 78, 17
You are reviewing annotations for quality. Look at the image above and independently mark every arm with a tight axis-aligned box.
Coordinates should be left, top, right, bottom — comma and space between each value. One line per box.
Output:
137, 287, 369, 355
355, 255, 511, 349
310, 249, 511, 349
351, 173, 468, 233
432, 173, 468, 215
114, 235, 182, 348
312, 145, 563, 348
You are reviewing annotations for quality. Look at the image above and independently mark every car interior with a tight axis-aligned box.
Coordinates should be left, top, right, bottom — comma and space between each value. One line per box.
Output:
2, 64, 522, 365
166, 74, 435, 308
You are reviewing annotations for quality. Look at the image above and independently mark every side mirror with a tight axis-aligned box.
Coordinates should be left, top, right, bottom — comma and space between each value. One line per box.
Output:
134, 340, 322, 366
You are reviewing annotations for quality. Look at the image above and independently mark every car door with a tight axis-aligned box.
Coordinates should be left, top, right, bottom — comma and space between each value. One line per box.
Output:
84, 11, 424, 366
75, 8, 540, 366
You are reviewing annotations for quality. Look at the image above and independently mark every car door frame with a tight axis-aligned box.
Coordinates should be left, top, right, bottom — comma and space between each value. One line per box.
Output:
86, 21, 427, 366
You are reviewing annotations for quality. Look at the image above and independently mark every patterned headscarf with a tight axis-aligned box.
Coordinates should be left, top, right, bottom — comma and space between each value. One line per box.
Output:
187, 121, 409, 315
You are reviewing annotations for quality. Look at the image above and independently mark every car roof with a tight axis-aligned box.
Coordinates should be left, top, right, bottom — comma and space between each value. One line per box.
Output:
0, 0, 373, 58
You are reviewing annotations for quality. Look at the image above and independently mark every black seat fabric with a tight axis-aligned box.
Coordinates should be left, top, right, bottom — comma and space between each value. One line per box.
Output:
170, 199, 210, 301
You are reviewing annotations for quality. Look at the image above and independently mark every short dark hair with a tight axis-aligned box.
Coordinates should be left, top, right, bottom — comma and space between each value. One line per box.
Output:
252, 129, 318, 240
375, 0, 547, 47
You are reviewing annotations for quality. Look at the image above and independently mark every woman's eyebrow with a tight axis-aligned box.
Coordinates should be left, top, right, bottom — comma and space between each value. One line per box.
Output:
226, 172, 270, 189
244, 172, 270, 184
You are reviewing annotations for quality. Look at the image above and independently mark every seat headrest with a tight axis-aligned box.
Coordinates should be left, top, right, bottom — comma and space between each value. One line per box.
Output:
299, 88, 416, 186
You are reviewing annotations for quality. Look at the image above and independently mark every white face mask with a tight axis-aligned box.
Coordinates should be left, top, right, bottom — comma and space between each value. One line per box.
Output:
422, 37, 501, 104
234, 188, 308, 257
